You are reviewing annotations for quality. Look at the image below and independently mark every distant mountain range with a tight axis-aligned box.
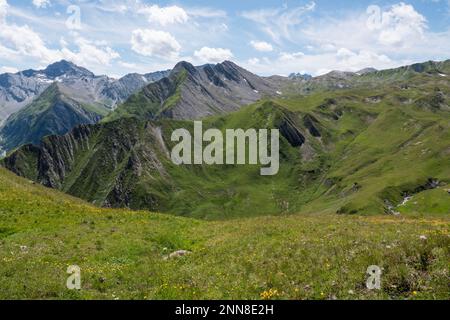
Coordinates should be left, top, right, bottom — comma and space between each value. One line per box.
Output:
0, 60, 170, 153
1, 58, 449, 218
2, 59, 450, 156
106, 60, 282, 122
0, 82, 107, 151
0, 60, 170, 122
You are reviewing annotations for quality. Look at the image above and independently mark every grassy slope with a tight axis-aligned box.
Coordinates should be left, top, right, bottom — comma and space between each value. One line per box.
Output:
281, 86, 450, 215
103, 70, 187, 123
3, 77, 449, 219
0, 167, 448, 300
149, 80, 450, 218
1, 61, 449, 300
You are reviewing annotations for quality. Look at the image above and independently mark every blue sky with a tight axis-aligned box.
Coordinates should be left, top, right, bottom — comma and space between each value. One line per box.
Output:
0, 0, 449, 77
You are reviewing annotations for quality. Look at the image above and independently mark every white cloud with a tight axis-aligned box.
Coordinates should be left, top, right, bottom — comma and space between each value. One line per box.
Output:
279, 51, 305, 61
0, 0, 8, 23
61, 34, 120, 67
250, 40, 273, 52
131, 29, 181, 60
0, 2, 119, 71
32, 0, 50, 9
242, 2, 315, 43
248, 58, 260, 65
0, 66, 18, 73
0, 44, 16, 60
0, 22, 119, 67
187, 7, 227, 18
0, 23, 62, 63
193, 47, 233, 63
139, 5, 188, 26
242, 48, 396, 77
0, 1, 60, 63
335, 48, 391, 69
118, 61, 138, 69
303, 3, 433, 54
294, 2, 450, 74
378, 3, 427, 46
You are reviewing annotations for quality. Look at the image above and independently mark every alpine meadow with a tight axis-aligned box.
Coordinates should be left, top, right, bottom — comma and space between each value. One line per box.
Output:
0, 0, 449, 303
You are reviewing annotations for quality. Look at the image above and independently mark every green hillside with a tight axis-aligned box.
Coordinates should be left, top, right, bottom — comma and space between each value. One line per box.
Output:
0, 60, 449, 300
3, 71, 450, 218
0, 83, 109, 152
0, 167, 448, 299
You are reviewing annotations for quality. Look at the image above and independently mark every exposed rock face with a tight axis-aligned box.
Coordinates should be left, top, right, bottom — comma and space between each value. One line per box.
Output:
109, 61, 281, 121
100, 71, 170, 104
416, 90, 447, 111
2, 118, 172, 209
163, 61, 279, 119
37, 124, 95, 188
0, 72, 50, 122
278, 116, 305, 147
303, 115, 322, 137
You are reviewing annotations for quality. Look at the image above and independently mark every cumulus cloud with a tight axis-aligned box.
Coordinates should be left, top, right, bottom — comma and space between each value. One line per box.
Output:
0, 1, 119, 70
131, 29, 181, 60
0, 23, 61, 63
335, 48, 391, 69
303, 3, 434, 55
250, 40, 273, 52
61, 35, 120, 66
377, 3, 427, 46
295, 1, 450, 74
0, 3, 48, 62
139, 5, 188, 26
193, 47, 233, 63
32, 0, 50, 8
0, 22, 119, 67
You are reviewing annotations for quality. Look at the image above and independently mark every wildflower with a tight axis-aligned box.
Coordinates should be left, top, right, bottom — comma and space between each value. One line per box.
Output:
260, 288, 279, 300
419, 235, 427, 241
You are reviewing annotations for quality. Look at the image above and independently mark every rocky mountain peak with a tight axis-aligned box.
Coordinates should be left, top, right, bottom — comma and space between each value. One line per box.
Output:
356, 67, 377, 75
171, 61, 197, 76
43, 60, 94, 79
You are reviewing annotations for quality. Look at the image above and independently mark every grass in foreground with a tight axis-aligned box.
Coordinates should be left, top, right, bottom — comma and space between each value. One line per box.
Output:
0, 167, 449, 300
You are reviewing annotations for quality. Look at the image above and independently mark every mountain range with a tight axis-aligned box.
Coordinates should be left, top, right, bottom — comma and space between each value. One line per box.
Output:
1, 58, 449, 218
4, 59, 449, 155
0, 60, 170, 153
